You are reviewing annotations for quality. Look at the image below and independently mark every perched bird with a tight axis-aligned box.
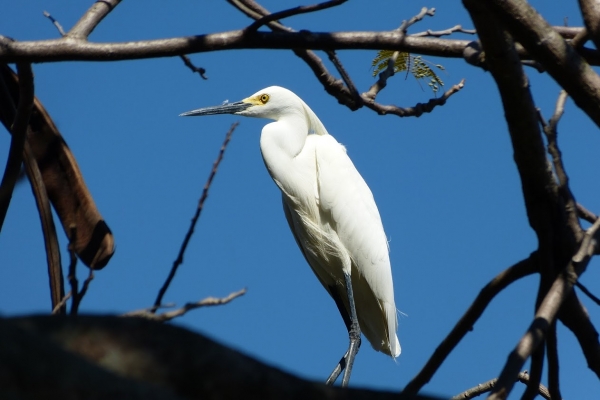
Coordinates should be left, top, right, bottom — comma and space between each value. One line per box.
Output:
180, 86, 400, 386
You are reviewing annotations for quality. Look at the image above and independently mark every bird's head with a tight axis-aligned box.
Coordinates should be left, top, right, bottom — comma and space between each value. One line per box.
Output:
179, 86, 303, 121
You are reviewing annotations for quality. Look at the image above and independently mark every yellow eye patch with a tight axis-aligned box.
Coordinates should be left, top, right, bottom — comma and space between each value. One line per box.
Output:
244, 93, 270, 106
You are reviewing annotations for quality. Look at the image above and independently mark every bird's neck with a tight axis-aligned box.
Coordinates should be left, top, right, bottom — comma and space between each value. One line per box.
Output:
259, 113, 311, 195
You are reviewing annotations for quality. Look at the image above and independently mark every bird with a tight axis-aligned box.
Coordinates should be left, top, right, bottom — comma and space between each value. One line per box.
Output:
180, 86, 400, 386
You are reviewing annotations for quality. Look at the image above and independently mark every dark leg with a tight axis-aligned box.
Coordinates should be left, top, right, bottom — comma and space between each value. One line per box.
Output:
325, 272, 361, 387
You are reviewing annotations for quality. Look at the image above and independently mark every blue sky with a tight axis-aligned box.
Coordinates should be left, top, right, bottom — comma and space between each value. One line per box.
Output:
1, 1, 599, 398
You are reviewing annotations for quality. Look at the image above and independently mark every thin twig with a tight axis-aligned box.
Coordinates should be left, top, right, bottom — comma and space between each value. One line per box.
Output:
180, 55, 207, 80
412, 25, 476, 38
229, 0, 359, 110
450, 371, 551, 400
42, 11, 66, 36
362, 78, 466, 117
364, 7, 436, 102
326, 51, 361, 105
246, 0, 347, 33
575, 281, 600, 306
153, 122, 239, 310
0, 63, 34, 232
52, 291, 72, 315
402, 255, 538, 396
126, 288, 247, 322
77, 268, 95, 307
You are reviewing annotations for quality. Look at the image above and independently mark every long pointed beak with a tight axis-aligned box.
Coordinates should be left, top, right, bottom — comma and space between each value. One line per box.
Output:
179, 100, 252, 117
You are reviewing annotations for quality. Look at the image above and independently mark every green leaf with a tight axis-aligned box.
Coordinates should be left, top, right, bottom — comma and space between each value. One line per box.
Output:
371, 50, 445, 93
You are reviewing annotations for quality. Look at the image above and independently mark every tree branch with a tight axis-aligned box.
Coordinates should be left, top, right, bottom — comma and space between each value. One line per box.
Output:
402, 255, 538, 396
558, 291, 600, 379
546, 321, 562, 400
579, 0, 600, 51
153, 123, 238, 310
245, 0, 347, 33
1, 28, 598, 65
450, 371, 551, 400
485, 0, 600, 130
539, 90, 582, 241
67, 0, 122, 39
125, 288, 246, 322
488, 218, 600, 399
4, 315, 445, 400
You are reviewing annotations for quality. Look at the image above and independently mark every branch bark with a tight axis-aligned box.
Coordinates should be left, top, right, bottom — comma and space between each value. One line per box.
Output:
2, 315, 444, 400
485, 0, 600, 130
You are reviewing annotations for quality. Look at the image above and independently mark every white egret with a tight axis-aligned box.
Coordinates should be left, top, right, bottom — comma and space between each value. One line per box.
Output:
180, 86, 400, 386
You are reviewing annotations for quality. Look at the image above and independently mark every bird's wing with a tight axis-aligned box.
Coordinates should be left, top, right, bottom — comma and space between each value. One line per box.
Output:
313, 134, 400, 356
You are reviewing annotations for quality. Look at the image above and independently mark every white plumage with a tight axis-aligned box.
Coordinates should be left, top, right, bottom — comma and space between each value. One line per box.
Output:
180, 86, 400, 384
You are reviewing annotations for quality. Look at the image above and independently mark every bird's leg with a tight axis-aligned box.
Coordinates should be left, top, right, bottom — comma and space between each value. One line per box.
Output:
325, 272, 361, 387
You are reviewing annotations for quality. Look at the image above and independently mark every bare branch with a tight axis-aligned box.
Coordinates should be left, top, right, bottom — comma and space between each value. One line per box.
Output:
412, 25, 476, 38
230, 0, 360, 110
485, 0, 600, 130
576, 203, 598, 224
0, 63, 33, 232
575, 281, 600, 306
540, 90, 581, 241
1, 29, 599, 66
51, 291, 72, 315
559, 292, 600, 379
488, 218, 600, 399
42, 11, 66, 37
579, 0, 600, 51
246, 0, 347, 33
153, 122, 238, 310
180, 55, 207, 79
546, 321, 562, 400
402, 255, 537, 396
67, 0, 122, 39
363, 78, 465, 117
450, 371, 551, 400
398, 7, 436, 33
125, 288, 247, 322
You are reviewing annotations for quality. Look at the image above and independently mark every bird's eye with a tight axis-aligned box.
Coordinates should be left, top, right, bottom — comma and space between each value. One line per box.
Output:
260, 94, 270, 104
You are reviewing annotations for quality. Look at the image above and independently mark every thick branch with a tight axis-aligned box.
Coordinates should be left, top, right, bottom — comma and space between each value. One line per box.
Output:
579, 0, 600, 51
485, 0, 600, 130
3, 315, 444, 400
463, 0, 560, 241
2, 29, 599, 65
